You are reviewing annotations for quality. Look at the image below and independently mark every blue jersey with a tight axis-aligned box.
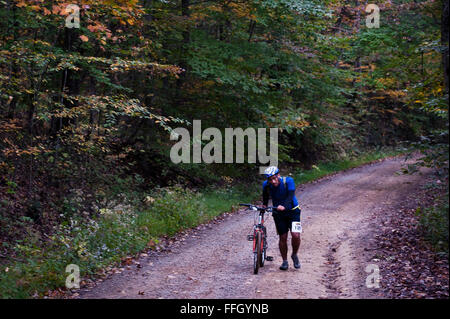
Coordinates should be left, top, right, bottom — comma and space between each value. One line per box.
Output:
262, 176, 299, 210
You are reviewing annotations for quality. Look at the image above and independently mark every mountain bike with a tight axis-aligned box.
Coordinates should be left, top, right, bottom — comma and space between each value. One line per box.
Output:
239, 203, 276, 274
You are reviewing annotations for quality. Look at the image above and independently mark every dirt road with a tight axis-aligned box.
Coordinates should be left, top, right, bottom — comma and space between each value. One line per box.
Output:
78, 154, 433, 299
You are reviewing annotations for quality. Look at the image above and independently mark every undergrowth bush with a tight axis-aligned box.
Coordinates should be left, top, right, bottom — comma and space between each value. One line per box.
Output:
417, 192, 449, 254
0, 183, 258, 298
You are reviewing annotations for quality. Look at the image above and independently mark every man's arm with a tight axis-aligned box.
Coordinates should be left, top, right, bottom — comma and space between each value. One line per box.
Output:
282, 190, 295, 210
282, 177, 296, 210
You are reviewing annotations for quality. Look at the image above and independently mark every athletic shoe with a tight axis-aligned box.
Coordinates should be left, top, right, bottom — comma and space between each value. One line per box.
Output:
279, 260, 289, 270
291, 254, 301, 269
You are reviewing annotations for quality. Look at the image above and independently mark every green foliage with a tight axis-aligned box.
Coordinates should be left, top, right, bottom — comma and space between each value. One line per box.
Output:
401, 124, 449, 181
0, 180, 260, 298
416, 193, 449, 254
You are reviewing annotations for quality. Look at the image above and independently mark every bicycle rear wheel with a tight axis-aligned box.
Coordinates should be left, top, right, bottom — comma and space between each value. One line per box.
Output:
253, 231, 262, 274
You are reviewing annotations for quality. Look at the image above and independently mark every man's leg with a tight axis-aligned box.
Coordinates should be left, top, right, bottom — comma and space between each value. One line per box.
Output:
279, 232, 289, 270
290, 232, 301, 269
291, 232, 301, 255
279, 232, 288, 261
290, 208, 302, 269
274, 214, 290, 270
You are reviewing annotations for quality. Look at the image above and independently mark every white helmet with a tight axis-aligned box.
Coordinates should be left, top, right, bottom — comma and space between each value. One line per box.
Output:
264, 166, 279, 178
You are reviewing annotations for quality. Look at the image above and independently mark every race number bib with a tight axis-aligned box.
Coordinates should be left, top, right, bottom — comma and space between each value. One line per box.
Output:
292, 221, 302, 233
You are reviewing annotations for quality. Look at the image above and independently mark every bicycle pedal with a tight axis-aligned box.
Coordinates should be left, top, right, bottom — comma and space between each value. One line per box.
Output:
247, 235, 254, 241
265, 256, 274, 261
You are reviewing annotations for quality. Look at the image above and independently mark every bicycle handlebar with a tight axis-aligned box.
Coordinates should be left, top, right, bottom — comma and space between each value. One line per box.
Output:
239, 203, 277, 212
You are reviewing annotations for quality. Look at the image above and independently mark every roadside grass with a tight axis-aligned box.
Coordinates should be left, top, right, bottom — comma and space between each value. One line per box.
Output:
0, 146, 409, 298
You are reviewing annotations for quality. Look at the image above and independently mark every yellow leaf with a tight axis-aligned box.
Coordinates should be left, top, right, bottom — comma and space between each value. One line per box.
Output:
52, 5, 61, 15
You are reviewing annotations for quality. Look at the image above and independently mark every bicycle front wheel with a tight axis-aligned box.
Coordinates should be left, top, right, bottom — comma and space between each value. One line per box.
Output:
253, 231, 262, 274
260, 234, 266, 267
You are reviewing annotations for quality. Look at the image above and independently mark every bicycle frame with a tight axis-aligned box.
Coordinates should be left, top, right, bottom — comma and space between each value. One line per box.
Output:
252, 211, 266, 250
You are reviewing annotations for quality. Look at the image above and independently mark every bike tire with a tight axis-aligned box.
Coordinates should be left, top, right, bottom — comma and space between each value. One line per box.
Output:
260, 235, 266, 267
254, 231, 262, 274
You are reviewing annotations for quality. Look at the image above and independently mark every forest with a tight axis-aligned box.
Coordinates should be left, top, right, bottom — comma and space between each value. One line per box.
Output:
0, 0, 448, 298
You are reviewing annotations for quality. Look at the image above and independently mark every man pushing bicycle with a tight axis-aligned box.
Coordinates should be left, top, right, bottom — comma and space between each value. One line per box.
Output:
262, 166, 301, 271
